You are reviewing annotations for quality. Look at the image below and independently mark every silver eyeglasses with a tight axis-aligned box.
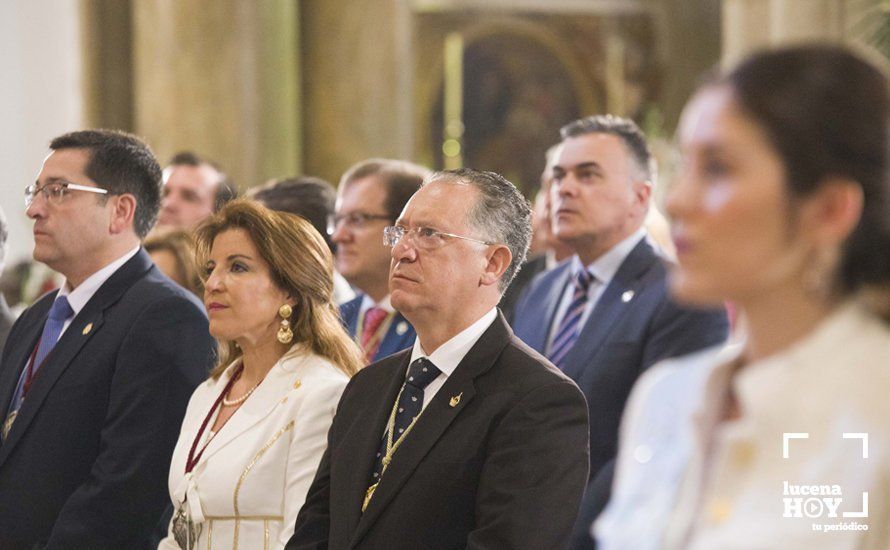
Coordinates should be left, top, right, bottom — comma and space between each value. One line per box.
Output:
25, 181, 108, 208
383, 225, 495, 250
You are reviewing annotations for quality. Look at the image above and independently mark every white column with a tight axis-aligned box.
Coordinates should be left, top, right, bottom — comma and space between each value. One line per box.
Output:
0, 0, 83, 266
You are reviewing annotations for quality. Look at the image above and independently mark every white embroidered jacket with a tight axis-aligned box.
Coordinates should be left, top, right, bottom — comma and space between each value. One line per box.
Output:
159, 348, 348, 550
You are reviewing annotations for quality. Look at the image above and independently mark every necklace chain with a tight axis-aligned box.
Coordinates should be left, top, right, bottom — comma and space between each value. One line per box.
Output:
363, 383, 423, 511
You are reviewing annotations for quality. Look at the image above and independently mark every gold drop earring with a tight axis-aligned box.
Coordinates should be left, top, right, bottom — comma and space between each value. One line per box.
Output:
277, 304, 293, 344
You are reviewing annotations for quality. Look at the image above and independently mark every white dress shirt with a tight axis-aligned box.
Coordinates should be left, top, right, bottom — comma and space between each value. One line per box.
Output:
546, 228, 646, 354
56, 246, 140, 336
332, 271, 356, 305
407, 307, 498, 410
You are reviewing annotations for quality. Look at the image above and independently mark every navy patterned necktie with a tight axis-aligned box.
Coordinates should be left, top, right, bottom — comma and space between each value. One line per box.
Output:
369, 357, 441, 484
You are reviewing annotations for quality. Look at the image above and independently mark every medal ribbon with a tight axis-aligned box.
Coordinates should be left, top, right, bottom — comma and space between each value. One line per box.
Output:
185, 364, 243, 474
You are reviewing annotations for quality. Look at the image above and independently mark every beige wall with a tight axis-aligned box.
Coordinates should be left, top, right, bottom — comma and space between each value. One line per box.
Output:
74, 0, 726, 193
300, 0, 415, 185
301, 0, 720, 183
129, 0, 301, 189
722, 0, 887, 66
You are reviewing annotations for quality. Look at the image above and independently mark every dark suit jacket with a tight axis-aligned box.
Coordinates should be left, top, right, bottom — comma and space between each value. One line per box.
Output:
0, 249, 215, 549
287, 312, 590, 550
339, 294, 415, 362
512, 239, 728, 547
499, 254, 548, 325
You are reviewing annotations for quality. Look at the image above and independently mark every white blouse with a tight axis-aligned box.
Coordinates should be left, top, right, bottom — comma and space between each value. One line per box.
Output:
596, 301, 890, 549
159, 348, 348, 550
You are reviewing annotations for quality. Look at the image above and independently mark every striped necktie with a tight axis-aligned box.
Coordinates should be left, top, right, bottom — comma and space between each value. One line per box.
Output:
361, 307, 389, 363
548, 269, 594, 369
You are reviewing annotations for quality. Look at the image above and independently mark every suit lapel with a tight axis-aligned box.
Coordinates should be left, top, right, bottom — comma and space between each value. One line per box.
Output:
340, 296, 361, 337
337, 352, 411, 538
0, 298, 49, 430
0, 250, 152, 464
376, 313, 414, 360
195, 353, 306, 466
530, 263, 572, 353
561, 239, 658, 381
351, 314, 511, 546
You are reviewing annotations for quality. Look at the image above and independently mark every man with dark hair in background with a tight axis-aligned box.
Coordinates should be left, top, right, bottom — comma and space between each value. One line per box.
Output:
248, 176, 355, 304
500, 143, 573, 323
156, 150, 238, 230
512, 115, 729, 548
0, 130, 215, 548
331, 159, 429, 363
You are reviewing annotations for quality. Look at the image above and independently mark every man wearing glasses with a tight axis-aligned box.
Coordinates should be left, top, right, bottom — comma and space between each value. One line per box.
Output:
0, 130, 214, 548
288, 168, 589, 549
331, 159, 428, 363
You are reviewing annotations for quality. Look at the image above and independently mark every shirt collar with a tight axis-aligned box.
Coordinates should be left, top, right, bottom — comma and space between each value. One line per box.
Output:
58, 246, 140, 316
573, 227, 647, 285
359, 293, 394, 314
408, 307, 498, 379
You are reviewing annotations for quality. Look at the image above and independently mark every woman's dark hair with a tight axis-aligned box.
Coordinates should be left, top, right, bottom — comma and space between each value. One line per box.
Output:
723, 44, 889, 294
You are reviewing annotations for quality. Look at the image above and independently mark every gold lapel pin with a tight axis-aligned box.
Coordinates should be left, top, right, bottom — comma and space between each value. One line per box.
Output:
449, 392, 463, 408
82, 322, 93, 335
621, 290, 635, 303
293, 380, 302, 390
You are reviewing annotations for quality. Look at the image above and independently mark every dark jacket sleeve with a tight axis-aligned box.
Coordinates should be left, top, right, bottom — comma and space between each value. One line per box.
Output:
468, 379, 590, 549
42, 296, 213, 549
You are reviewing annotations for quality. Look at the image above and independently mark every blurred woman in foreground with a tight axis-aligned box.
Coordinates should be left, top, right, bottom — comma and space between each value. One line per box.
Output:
596, 45, 890, 548
160, 200, 362, 549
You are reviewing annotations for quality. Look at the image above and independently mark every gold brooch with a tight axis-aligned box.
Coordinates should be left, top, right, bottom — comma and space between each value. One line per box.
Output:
449, 392, 462, 408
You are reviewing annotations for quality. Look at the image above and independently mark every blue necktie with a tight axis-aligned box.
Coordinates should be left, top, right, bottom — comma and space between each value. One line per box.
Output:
32, 295, 75, 372
369, 358, 441, 484
3, 295, 74, 441
548, 270, 594, 369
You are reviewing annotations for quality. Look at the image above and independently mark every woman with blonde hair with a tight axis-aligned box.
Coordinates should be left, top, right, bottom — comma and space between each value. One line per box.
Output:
596, 45, 890, 548
144, 229, 203, 297
160, 199, 363, 549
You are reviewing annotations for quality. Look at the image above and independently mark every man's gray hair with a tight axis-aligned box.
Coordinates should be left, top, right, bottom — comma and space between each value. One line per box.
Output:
424, 168, 532, 292
560, 114, 657, 183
